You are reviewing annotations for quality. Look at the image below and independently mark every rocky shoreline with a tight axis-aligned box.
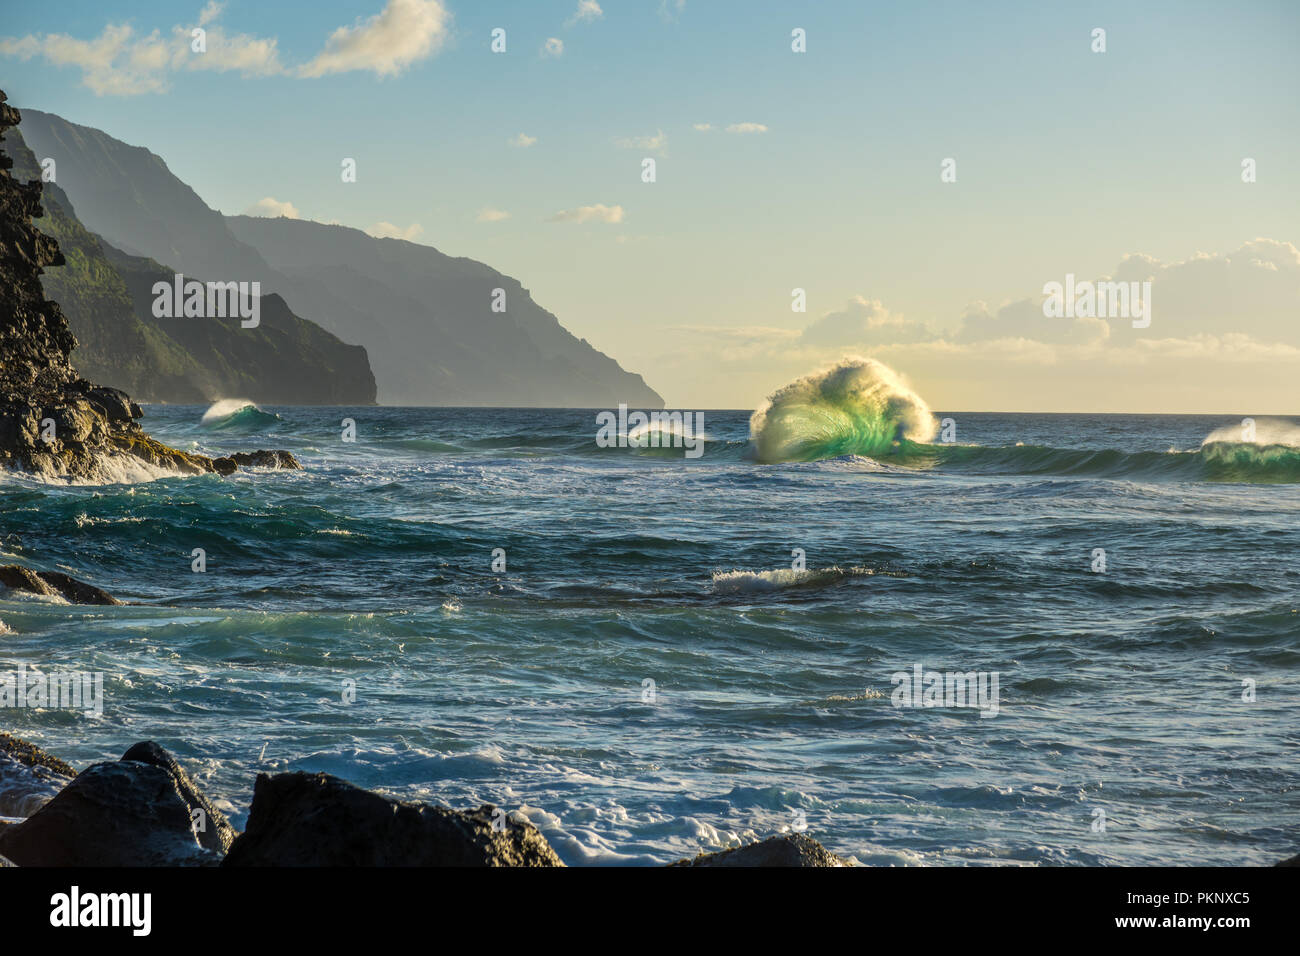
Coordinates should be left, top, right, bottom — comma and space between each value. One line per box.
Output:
0, 732, 849, 866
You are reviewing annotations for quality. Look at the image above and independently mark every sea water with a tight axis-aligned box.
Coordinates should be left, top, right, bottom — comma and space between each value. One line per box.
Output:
2, 402, 1297, 865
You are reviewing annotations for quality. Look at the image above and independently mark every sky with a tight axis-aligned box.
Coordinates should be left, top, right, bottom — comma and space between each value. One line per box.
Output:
2, 0, 1298, 412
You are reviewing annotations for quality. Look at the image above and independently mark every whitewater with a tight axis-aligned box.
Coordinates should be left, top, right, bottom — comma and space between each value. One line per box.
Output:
2, 382, 1298, 865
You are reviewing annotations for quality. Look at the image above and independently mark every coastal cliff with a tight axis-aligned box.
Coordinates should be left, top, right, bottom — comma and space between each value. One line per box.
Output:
0, 89, 299, 482
1, 125, 376, 406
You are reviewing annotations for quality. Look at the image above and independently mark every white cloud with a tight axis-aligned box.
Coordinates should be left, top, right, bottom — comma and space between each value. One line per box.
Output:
299, 0, 451, 78
692, 123, 712, 132
615, 129, 667, 154
0, 2, 452, 94
542, 37, 564, 58
0, 1, 487, 93
476, 208, 511, 223
0, 6, 285, 96
547, 203, 625, 224
658, 0, 687, 21
567, 1, 604, 26
725, 122, 768, 134
197, 2, 224, 27
366, 221, 424, 240
800, 297, 937, 347
244, 197, 300, 218
181, 21, 283, 76
508, 132, 537, 148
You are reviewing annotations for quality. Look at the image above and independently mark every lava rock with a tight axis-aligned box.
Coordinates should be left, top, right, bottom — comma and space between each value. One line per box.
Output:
211, 449, 301, 472
0, 741, 228, 866
0, 731, 75, 817
223, 771, 564, 867
0, 564, 120, 605
120, 741, 235, 856
669, 833, 850, 867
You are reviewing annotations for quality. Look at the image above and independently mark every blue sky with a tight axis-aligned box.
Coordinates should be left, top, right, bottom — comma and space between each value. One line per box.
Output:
3, 0, 1299, 411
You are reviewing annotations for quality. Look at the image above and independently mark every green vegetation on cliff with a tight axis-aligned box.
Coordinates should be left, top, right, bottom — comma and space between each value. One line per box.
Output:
2, 127, 376, 405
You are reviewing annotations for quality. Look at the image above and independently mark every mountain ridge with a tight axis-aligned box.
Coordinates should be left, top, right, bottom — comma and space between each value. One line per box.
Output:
18, 107, 664, 409
1, 124, 376, 405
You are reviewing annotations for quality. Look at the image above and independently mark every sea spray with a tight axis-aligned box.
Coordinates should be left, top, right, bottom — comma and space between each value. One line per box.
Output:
749, 357, 936, 463
200, 399, 280, 430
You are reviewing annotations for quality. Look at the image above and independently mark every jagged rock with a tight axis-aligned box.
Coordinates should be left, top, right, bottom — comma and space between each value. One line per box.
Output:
0, 89, 301, 483
211, 450, 301, 472
0, 731, 75, 817
0, 741, 226, 866
0, 731, 75, 777
1277, 853, 1300, 866
223, 771, 564, 867
669, 833, 850, 867
120, 741, 235, 855
0, 564, 121, 605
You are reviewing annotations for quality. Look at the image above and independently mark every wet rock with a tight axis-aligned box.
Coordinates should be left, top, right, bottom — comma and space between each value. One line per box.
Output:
669, 833, 850, 867
223, 771, 564, 867
211, 450, 301, 474
119, 741, 235, 855
0, 732, 76, 778
83, 385, 138, 423
0, 564, 120, 605
0, 741, 227, 866
0, 731, 75, 817
1277, 853, 1300, 867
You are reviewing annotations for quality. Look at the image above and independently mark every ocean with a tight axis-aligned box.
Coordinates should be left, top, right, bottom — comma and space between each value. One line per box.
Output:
2, 400, 1298, 865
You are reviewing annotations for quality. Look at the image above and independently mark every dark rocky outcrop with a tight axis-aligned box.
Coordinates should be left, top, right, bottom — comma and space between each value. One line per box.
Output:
119, 741, 235, 855
0, 564, 120, 605
0, 90, 300, 482
0, 731, 75, 818
211, 449, 301, 474
1277, 852, 1300, 866
669, 833, 849, 867
0, 741, 228, 866
223, 771, 564, 867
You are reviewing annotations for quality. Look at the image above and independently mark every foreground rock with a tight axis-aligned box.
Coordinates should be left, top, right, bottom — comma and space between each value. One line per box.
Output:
1277, 853, 1300, 866
0, 740, 231, 866
0, 89, 298, 483
0, 564, 120, 605
223, 771, 564, 867
670, 833, 850, 867
0, 731, 75, 818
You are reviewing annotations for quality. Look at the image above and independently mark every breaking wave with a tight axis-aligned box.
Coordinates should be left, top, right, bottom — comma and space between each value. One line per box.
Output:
200, 399, 280, 430
749, 357, 936, 463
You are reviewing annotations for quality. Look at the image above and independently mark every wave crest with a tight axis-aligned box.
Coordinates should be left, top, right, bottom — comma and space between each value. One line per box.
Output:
200, 399, 280, 430
749, 357, 936, 463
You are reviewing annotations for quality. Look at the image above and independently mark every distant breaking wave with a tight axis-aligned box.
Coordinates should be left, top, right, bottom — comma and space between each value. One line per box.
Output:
915, 442, 1300, 483
749, 357, 937, 463
712, 566, 876, 595
744, 358, 1300, 482
200, 399, 280, 430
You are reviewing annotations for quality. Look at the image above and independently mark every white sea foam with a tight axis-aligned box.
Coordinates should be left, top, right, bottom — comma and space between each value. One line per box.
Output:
711, 565, 874, 594
0, 453, 188, 487
1200, 417, 1300, 447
